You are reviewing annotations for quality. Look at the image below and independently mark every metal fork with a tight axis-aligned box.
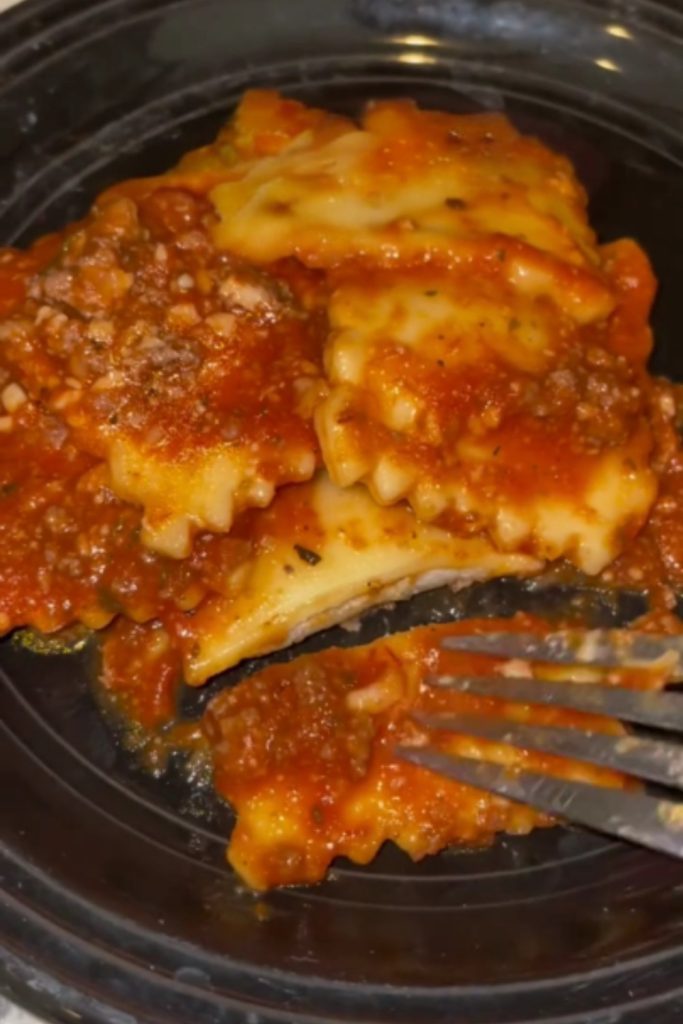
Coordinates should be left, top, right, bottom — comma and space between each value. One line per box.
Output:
397, 630, 683, 859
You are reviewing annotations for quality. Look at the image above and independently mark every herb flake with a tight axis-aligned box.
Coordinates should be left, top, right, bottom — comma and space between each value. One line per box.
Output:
294, 544, 322, 566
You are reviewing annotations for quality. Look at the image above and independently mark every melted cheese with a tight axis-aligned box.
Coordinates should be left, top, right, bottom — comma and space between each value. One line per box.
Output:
181, 473, 540, 682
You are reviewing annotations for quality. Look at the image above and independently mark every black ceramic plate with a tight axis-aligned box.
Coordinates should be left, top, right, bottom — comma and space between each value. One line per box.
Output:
1, 1, 683, 1021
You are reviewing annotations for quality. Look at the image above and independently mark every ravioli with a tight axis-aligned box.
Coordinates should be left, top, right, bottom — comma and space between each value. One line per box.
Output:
176, 473, 540, 683
203, 616, 643, 891
211, 94, 611, 316
210, 93, 660, 574
0, 188, 324, 558
316, 249, 658, 573
1, 88, 680, 896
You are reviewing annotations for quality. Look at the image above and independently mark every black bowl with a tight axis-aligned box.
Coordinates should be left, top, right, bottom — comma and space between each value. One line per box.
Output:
2, 1, 683, 1021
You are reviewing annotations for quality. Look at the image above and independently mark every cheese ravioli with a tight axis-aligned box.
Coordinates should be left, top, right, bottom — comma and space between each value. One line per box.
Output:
176, 473, 540, 683
316, 249, 657, 573
211, 93, 659, 574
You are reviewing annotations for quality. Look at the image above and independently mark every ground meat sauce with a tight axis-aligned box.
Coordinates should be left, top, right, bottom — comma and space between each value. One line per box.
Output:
601, 383, 683, 606
201, 614, 667, 891
2, 90, 683, 892
0, 342, 255, 636
97, 610, 668, 890
0, 181, 323, 632
323, 248, 656, 511
1, 190, 325, 458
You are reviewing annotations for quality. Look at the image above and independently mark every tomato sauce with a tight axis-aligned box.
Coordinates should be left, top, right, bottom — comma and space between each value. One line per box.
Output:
1, 90, 681, 891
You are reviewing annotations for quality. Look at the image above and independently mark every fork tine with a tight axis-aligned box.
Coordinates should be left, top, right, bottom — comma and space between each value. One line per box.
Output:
397, 747, 683, 860
430, 674, 683, 734
413, 712, 683, 791
441, 630, 683, 676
